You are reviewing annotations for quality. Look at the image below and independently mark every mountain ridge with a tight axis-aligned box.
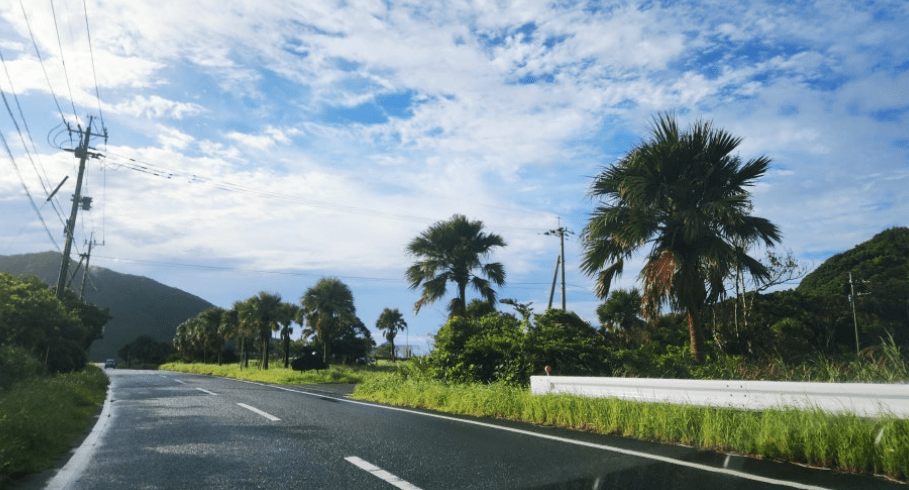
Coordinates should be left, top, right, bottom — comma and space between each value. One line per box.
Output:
0, 251, 214, 361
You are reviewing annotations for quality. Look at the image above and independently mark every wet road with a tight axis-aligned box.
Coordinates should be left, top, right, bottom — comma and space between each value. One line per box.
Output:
29, 370, 905, 489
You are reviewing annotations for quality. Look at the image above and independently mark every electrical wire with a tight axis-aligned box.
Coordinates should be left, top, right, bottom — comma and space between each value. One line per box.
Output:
101, 151, 550, 234
81, 0, 105, 130
48, 0, 79, 121
0, 132, 61, 252
0, 49, 52, 193
18, 0, 71, 144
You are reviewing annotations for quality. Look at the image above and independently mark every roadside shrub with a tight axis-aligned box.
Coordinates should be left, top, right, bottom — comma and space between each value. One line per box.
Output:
0, 365, 108, 486
0, 344, 42, 390
430, 313, 527, 384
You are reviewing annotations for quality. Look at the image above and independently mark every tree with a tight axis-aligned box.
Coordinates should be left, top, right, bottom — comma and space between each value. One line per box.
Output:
237, 292, 283, 369
300, 278, 357, 364
223, 302, 255, 368
376, 308, 407, 361
278, 302, 299, 368
580, 113, 781, 362
597, 288, 646, 334
197, 307, 226, 364
406, 214, 507, 317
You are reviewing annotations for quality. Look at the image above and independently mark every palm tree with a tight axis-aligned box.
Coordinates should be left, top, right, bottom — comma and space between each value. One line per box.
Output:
580, 113, 781, 362
406, 214, 507, 317
278, 302, 299, 368
236, 292, 283, 369
300, 278, 356, 364
198, 307, 225, 364
221, 305, 253, 368
375, 308, 407, 361
596, 289, 645, 333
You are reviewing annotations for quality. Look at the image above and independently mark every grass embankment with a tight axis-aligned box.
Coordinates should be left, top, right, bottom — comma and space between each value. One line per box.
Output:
352, 370, 909, 482
159, 361, 379, 384
0, 365, 109, 488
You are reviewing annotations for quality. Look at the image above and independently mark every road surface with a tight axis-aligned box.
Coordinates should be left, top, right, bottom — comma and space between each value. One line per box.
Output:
21, 369, 905, 489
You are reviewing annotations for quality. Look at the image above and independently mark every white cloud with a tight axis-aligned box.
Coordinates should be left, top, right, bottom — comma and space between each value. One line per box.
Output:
110, 95, 204, 119
2, 0, 907, 344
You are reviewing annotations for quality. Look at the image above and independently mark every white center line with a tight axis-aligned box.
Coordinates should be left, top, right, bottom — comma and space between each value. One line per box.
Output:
173, 379, 186, 384
195, 387, 217, 395
237, 403, 280, 421
345, 456, 424, 490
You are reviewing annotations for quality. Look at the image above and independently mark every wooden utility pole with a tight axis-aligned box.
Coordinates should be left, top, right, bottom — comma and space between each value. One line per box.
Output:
56, 117, 104, 298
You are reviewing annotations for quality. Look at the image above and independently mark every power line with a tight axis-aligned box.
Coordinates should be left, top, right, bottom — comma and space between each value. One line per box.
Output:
100, 151, 549, 234
81, 0, 105, 129
0, 131, 60, 251
0, 49, 70, 230
48, 0, 80, 121
18, 0, 72, 144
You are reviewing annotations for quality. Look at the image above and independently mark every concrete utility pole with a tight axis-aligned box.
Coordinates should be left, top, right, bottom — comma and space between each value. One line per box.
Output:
547, 254, 560, 310
848, 272, 871, 355
55, 117, 105, 298
545, 223, 573, 311
79, 233, 94, 300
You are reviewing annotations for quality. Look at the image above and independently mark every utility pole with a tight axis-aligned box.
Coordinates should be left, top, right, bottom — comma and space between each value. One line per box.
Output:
55, 117, 105, 298
544, 222, 573, 311
547, 254, 560, 310
848, 272, 871, 356
79, 233, 95, 300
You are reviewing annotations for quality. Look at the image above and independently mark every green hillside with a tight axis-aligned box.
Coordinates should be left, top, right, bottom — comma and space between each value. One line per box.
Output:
798, 227, 909, 297
0, 251, 214, 361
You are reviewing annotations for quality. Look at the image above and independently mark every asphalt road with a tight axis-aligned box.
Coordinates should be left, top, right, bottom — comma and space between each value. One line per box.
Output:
22, 370, 906, 489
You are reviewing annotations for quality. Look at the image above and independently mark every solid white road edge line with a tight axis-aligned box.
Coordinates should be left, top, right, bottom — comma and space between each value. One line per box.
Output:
345, 456, 424, 490
237, 402, 280, 421
221, 377, 833, 490
196, 387, 218, 395
44, 385, 114, 490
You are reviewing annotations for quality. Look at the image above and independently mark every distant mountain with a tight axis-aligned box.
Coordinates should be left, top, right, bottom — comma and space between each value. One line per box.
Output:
0, 251, 214, 361
797, 227, 909, 297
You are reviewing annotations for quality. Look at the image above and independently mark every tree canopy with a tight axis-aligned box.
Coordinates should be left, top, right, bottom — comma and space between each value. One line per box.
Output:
580, 113, 780, 362
406, 214, 506, 317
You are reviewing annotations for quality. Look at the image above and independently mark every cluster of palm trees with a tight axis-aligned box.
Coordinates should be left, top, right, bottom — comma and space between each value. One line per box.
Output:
406, 113, 781, 363
175, 113, 780, 366
173, 278, 413, 368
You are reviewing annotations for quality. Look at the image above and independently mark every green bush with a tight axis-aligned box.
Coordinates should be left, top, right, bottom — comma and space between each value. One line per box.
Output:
0, 345, 42, 390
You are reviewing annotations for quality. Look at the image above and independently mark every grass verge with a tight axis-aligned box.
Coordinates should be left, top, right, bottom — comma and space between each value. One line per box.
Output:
0, 365, 109, 488
159, 361, 383, 384
351, 371, 909, 482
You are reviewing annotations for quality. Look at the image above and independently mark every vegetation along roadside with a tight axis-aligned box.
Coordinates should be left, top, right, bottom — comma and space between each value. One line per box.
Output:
351, 366, 909, 484
0, 364, 109, 489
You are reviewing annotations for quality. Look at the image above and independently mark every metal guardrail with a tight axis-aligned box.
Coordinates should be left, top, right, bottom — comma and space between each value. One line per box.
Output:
530, 376, 909, 418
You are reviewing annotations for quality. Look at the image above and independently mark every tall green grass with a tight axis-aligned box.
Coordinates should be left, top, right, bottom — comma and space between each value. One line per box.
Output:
352, 370, 909, 482
159, 361, 379, 384
0, 365, 109, 488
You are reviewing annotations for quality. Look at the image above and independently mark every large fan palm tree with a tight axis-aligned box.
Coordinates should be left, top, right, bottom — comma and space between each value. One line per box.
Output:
581, 113, 781, 362
406, 214, 506, 317
300, 278, 356, 364
376, 307, 407, 361
237, 292, 283, 369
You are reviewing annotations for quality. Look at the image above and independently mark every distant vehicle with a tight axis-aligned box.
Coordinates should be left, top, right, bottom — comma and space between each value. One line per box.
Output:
105, 359, 116, 369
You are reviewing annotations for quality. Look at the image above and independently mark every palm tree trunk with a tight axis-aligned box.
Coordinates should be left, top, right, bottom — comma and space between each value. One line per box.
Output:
687, 309, 706, 363
239, 337, 245, 369
262, 334, 270, 369
283, 331, 290, 368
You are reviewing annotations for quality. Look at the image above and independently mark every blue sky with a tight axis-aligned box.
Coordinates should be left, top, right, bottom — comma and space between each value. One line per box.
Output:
1, 0, 907, 354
